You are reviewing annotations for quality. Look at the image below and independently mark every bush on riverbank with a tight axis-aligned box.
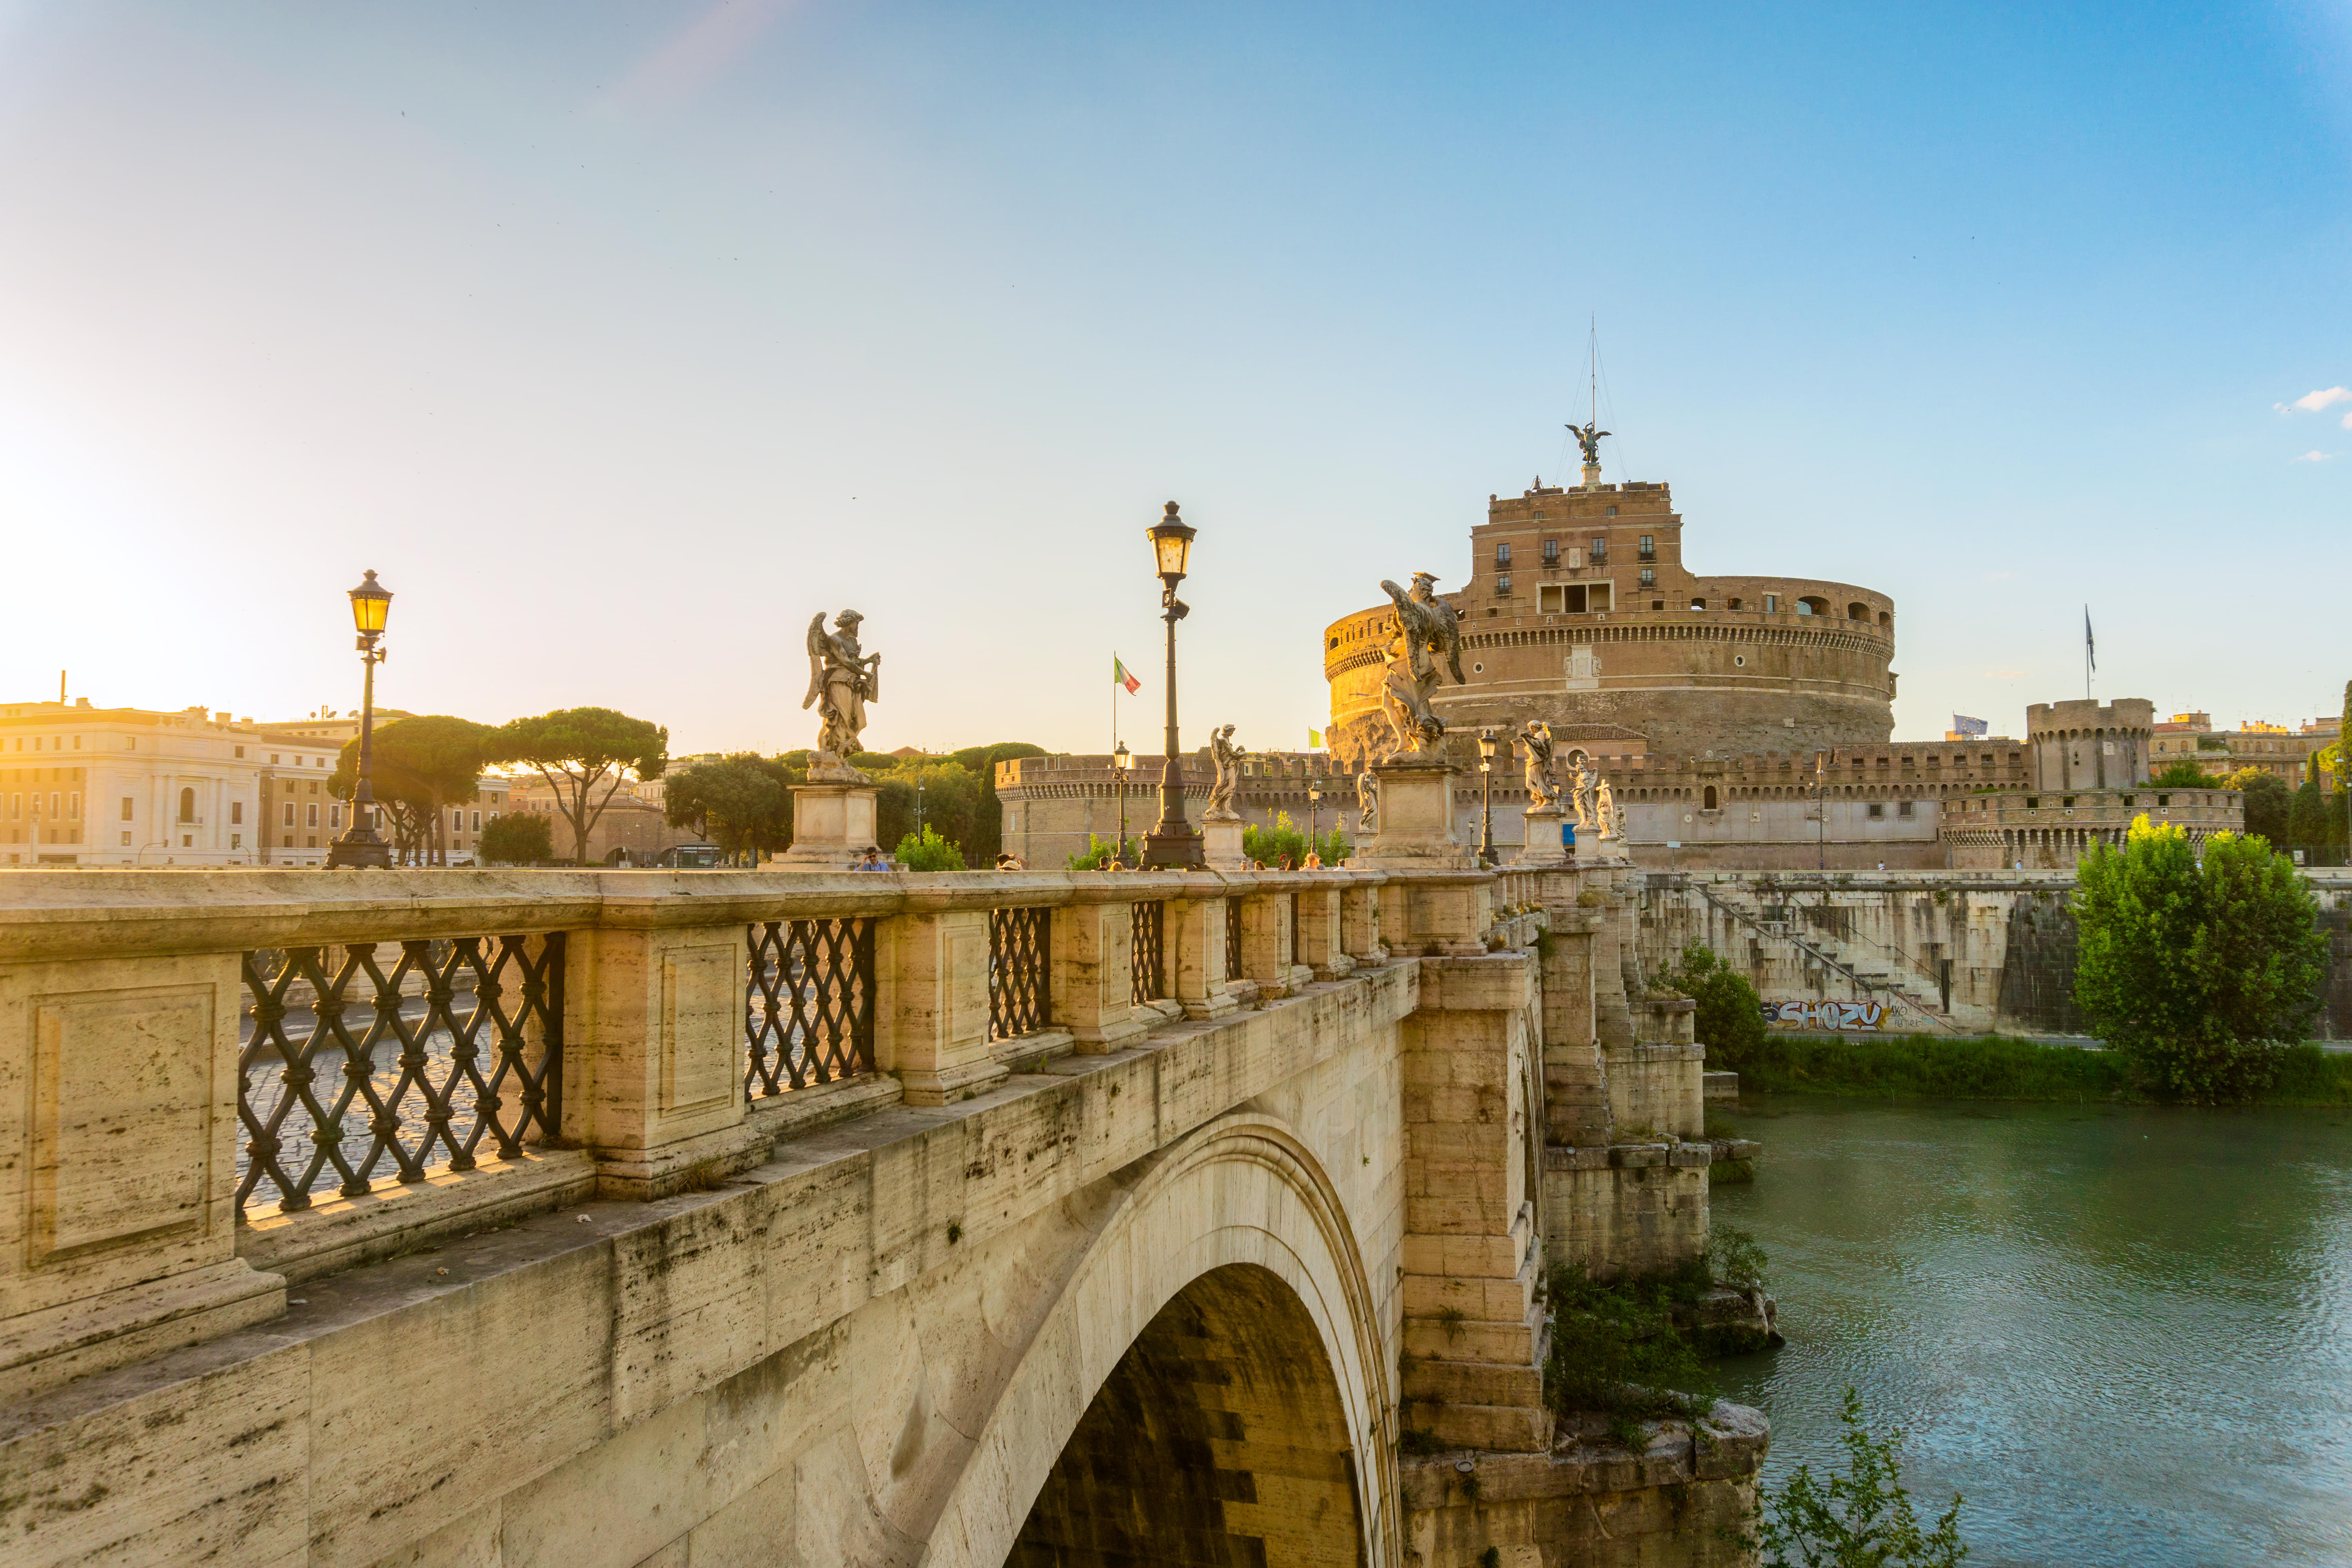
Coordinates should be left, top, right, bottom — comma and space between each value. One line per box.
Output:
1543, 1226, 1773, 1446
2074, 817, 2329, 1103
1733, 1031, 2352, 1106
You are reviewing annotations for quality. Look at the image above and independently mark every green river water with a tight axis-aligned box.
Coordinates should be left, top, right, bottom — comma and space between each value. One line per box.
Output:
1710, 1095, 2352, 1567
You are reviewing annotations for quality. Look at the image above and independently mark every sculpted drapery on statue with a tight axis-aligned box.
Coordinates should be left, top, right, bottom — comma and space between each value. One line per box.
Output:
1356, 769, 1379, 833
1519, 720, 1563, 810
1376, 572, 1465, 759
1205, 724, 1245, 820
1563, 748, 1599, 832
802, 610, 882, 782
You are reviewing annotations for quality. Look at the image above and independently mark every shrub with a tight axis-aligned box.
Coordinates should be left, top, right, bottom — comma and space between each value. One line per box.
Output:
1545, 1263, 1717, 1448
1241, 810, 1348, 867
477, 812, 553, 865
1066, 833, 1145, 869
1708, 1224, 1768, 1292
2221, 767, 2291, 846
2074, 817, 2327, 1103
1660, 941, 1769, 1067
893, 826, 968, 871
2150, 759, 2212, 788
1738, 1388, 1967, 1568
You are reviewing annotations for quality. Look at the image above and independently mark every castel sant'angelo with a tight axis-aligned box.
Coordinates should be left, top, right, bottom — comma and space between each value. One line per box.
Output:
1321, 465, 1896, 766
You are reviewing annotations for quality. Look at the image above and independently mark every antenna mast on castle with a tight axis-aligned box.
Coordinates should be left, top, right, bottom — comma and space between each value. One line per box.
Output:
1589, 315, 1597, 428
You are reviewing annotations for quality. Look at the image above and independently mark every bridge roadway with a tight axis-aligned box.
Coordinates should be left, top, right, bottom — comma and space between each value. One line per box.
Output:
0, 859, 1757, 1566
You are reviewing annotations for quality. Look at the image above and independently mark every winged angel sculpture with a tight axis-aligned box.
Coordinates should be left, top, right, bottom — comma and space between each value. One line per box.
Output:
1377, 572, 1465, 758
803, 610, 882, 781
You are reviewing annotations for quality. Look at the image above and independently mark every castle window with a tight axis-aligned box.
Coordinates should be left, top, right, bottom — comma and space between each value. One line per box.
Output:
1496, 575, 1512, 596
1898, 800, 1914, 817
1495, 542, 1511, 567
1764, 594, 1779, 613
1797, 596, 1828, 616
1702, 786, 1718, 810
1542, 539, 1558, 563
1690, 597, 1705, 611
178, 787, 195, 823
1605, 506, 1618, 517
1639, 568, 1655, 587
1638, 535, 1655, 560
1728, 597, 1743, 610
1847, 602, 1868, 620
1867, 802, 1884, 818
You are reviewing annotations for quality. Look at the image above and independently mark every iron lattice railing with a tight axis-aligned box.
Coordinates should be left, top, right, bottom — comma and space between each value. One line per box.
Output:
236, 935, 564, 1216
1131, 900, 1165, 1005
746, 918, 877, 1097
1225, 897, 1245, 982
989, 905, 1051, 1039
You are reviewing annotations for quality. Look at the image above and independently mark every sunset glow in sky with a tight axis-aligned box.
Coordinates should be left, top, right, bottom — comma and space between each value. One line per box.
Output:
4, 2, 2349, 753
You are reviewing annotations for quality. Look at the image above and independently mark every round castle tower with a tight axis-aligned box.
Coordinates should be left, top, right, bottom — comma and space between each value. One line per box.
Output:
1323, 476, 1897, 765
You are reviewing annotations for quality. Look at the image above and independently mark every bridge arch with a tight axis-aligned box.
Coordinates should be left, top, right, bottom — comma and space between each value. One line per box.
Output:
927, 1112, 1396, 1567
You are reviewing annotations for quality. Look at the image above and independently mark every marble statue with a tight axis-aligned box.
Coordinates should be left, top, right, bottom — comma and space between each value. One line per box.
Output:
1563, 748, 1599, 832
1375, 572, 1465, 757
1356, 769, 1379, 834
1206, 724, 1245, 819
1520, 720, 1563, 810
1595, 776, 1617, 840
802, 610, 882, 781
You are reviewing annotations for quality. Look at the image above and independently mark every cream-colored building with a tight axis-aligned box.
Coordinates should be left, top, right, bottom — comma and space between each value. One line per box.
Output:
0, 697, 347, 867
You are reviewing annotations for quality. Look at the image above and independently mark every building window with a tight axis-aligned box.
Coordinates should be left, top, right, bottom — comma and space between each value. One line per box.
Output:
271, 754, 280, 764
1690, 596, 1705, 610
1702, 785, 1718, 809
235, 746, 245, 758
1764, 593, 1779, 613
1604, 505, 1617, 517
1638, 535, 1655, 559
306, 803, 319, 828
284, 834, 294, 848
120, 796, 133, 821
67, 793, 79, 820
1495, 542, 1511, 566
230, 801, 243, 825
120, 831, 131, 846
330, 804, 342, 829
1897, 800, 1915, 817
231, 833, 241, 849
1639, 568, 1655, 587
1590, 536, 1607, 560
307, 836, 317, 848
472, 810, 481, 831
1496, 574, 1512, 595
1868, 802, 1884, 818
283, 802, 295, 828
1542, 539, 1558, 563
178, 787, 196, 823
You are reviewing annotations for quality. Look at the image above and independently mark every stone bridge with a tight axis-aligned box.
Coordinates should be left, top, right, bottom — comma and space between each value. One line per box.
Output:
0, 849, 1757, 1564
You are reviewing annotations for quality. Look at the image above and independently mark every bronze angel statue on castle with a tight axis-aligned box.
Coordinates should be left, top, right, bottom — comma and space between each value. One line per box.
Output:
803, 610, 882, 781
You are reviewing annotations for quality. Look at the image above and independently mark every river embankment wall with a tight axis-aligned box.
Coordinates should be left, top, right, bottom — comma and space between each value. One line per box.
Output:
1635, 869, 2352, 1040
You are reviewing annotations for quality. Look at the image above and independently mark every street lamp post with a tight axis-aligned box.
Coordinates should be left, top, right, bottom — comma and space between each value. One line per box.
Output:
1112, 740, 1133, 864
328, 571, 395, 870
1307, 776, 1321, 858
1142, 502, 1201, 869
1477, 728, 1499, 866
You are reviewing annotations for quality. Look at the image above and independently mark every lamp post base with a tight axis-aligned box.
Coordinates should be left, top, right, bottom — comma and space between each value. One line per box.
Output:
326, 833, 392, 870
1142, 826, 1202, 869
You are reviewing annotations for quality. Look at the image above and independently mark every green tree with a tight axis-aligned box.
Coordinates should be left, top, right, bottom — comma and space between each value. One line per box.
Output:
664, 753, 791, 863
2221, 766, 2291, 845
2150, 759, 2212, 789
1741, 1389, 1967, 1568
2287, 779, 2336, 858
2074, 815, 2328, 1103
877, 762, 981, 862
483, 708, 668, 864
893, 824, 966, 871
477, 811, 553, 865
946, 741, 1049, 866
328, 714, 494, 866
1660, 940, 1769, 1067
1241, 810, 1349, 867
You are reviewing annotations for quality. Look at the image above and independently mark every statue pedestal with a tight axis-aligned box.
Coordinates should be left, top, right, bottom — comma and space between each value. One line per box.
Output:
781, 782, 880, 869
1202, 816, 1248, 870
1357, 757, 1475, 869
1518, 807, 1570, 867
1581, 463, 1601, 487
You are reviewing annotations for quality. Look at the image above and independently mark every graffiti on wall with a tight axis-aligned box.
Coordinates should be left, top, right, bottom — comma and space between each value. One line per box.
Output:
1762, 998, 1886, 1031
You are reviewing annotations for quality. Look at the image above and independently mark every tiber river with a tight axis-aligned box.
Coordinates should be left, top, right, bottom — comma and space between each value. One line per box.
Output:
1713, 1096, 2352, 1568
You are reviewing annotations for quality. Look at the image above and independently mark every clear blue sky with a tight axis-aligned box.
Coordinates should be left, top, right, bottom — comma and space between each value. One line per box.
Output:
4, 1, 2347, 755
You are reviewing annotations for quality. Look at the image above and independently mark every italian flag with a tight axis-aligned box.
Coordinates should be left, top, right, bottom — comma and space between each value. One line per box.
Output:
1113, 656, 1141, 694
1307, 728, 1323, 749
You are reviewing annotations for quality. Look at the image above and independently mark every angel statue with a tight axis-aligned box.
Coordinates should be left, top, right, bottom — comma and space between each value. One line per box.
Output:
802, 610, 882, 781
1595, 776, 1618, 840
1356, 769, 1380, 834
1206, 724, 1245, 819
1376, 572, 1465, 757
1520, 720, 1563, 811
1563, 748, 1599, 831
1569, 420, 1610, 470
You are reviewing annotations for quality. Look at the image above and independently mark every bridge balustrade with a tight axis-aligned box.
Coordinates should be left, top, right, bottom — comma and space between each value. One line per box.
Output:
0, 860, 1537, 1408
